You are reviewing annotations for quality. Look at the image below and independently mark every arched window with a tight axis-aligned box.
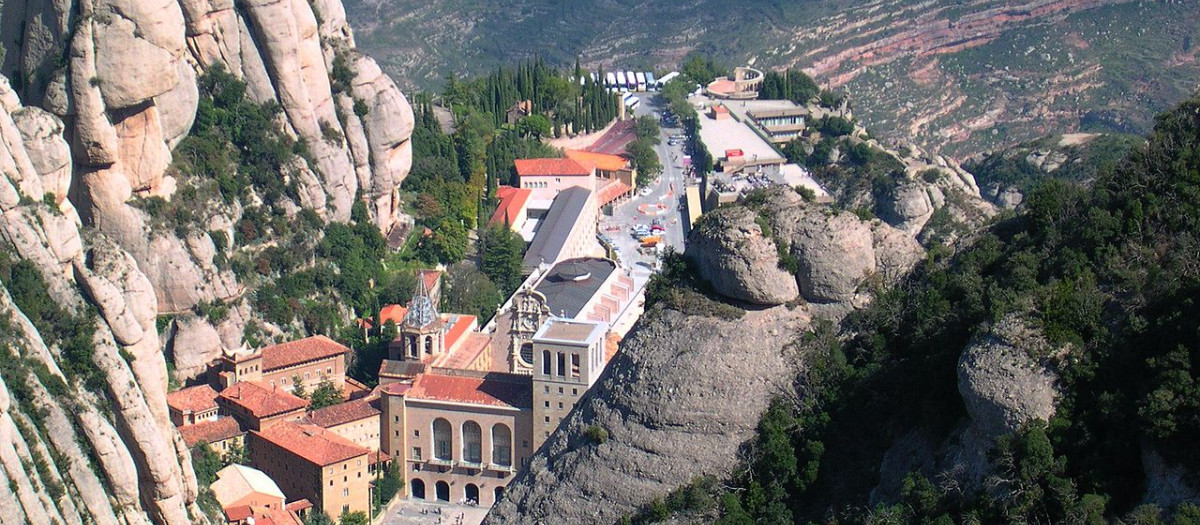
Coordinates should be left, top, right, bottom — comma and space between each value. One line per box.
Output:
491, 424, 512, 466
408, 335, 419, 358
465, 483, 479, 505
432, 418, 452, 461
424, 336, 434, 354
411, 478, 426, 499
557, 352, 566, 376
435, 481, 450, 502
462, 421, 482, 464
494, 486, 505, 504
542, 350, 551, 375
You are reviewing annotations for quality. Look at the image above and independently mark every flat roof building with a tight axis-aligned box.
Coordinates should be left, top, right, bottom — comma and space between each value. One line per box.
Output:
522, 187, 602, 273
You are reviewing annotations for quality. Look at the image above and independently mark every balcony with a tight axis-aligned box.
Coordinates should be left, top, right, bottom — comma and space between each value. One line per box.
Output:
486, 463, 515, 474
425, 457, 453, 468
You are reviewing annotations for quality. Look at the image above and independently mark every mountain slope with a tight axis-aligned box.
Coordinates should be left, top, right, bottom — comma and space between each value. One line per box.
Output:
346, 0, 1200, 157
0, 0, 413, 522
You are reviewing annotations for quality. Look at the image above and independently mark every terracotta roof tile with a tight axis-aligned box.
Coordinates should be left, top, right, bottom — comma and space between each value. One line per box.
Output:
167, 384, 219, 414
180, 417, 244, 448
284, 500, 312, 513
303, 399, 379, 428
489, 186, 533, 227
597, 181, 632, 207
406, 373, 531, 409
442, 314, 477, 353
514, 158, 593, 177
218, 382, 309, 419
253, 422, 368, 466
566, 149, 629, 172
261, 336, 348, 372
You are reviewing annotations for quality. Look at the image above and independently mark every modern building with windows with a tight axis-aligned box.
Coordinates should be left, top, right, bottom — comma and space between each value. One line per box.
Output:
529, 319, 608, 450
249, 422, 371, 519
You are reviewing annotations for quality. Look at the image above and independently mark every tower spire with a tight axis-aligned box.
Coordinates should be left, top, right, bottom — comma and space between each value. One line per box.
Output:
403, 271, 440, 328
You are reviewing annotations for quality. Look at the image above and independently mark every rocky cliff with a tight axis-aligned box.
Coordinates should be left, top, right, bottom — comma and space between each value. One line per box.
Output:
0, 0, 412, 522
487, 179, 990, 524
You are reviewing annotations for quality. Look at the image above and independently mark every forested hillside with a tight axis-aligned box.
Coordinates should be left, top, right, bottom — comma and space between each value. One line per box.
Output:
622, 91, 1200, 524
346, 0, 1200, 157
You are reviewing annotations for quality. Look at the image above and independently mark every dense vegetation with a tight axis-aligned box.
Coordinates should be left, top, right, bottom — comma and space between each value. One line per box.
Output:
627, 115, 663, 185
964, 133, 1143, 198
666, 92, 1200, 524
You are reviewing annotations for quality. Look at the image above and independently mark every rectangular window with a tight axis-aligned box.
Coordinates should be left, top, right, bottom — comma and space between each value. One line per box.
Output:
413, 447, 422, 460
543, 386, 550, 394
572, 388, 578, 396
571, 354, 580, 377
558, 387, 564, 395
414, 430, 420, 437
544, 401, 550, 408
558, 402, 563, 409
544, 416, 550, 423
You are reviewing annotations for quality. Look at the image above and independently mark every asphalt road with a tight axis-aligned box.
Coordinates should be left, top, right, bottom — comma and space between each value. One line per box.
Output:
597, 94, 689, 329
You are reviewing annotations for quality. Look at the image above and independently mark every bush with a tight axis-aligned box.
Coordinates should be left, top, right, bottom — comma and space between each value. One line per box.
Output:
584, 425, 609, 444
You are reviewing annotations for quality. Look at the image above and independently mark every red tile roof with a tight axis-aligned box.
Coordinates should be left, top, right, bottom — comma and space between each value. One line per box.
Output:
489, 186, 533, 227
253, 422, 368, 466
261, 336, 348, 372
225, 505, 254, 522
434, 333, 492, 370
597, 181, 632, 207
406, 373, 531, 409
442, 314, 477, 353
514, 158, 593, 177
179, 417, 245, 448
260, 508, 305, 525
304, 399, 379, 428
381, 381, 413, 396
219, 382, 309, 419
284, 500, 312, 513
566, 150, 629, 172
167, 384, 219, 415
370, 450, 391, 465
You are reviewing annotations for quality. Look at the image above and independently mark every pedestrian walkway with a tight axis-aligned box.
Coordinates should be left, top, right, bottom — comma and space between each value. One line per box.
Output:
379, 498, 489, 525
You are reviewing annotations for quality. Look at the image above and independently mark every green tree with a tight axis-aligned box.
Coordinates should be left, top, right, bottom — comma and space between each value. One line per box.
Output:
304, 511, 334, 525
291, 375, 308, 399
309, 379, 344, 410
626, 140, 661, 185
442, 262, 504, 322
478, 224, 525, 296
339, 511, 369, 525
517, 114, 552, 138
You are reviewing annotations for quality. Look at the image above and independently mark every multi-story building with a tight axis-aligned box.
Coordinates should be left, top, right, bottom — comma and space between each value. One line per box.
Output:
304, 399, 381, 453
521, 187, 603, 273
209, 336, 350, 395
166, 384, 220, 426
179, 418, 245, 459
529, 319, 608, 449
515, 158, 596, 202
218, 381, 309, 431
564, 150, 637, 207
507, 257, 631, 373
379, 369, 533, 507
250, 422, 371, 518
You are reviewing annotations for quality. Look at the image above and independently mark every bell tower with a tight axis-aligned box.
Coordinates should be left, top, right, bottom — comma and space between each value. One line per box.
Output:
395, 275, 445, 361
509, 287, 548, 374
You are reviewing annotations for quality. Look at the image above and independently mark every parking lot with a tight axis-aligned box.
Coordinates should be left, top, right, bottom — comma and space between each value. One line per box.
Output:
596, 95, 690, 331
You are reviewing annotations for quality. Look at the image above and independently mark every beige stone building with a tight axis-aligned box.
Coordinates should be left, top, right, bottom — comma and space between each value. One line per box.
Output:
209, 335, 350, 394
304, 398, 381, 453
218, 381, 309, 431
250, 422, 371, 518
530, 319, 608, 450
166, 384, 220, 426
379, 369, 533, 506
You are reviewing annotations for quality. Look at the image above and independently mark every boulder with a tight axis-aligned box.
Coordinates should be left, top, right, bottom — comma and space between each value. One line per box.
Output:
790, 210, 875, 304
487, 306, 808, 525
880, 181, 933, 233
165, 314, 225, 381
957, 315, 1058, 437
91, 0, 186, 110
685, 206, 799, 306
12, 107, 72, 208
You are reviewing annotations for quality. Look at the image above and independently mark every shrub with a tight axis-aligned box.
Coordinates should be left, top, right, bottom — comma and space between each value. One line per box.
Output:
584, 425, 609, 444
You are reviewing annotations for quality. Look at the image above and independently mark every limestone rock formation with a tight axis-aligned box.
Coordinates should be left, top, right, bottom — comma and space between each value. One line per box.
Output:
0, 0, 414, 521
685, 206, 799, 306
487, 306, 810, 525
957, 315, 1059, 438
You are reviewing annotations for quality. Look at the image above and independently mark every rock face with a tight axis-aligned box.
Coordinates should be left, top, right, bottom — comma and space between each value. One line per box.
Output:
686, 206, 799, 306
957, 315, 1059, 438
0, 0, 414, 521
487, 307, 809, 525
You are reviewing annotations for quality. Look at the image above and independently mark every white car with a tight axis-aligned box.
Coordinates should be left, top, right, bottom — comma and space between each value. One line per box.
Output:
640, 187, 653, 196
